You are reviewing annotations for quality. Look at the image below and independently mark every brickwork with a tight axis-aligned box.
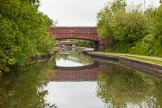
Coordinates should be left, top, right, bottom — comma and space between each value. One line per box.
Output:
48, 26, 106, 50
49, 27, 99, 41
56, 41, 76, 46
53, 68, 100, 81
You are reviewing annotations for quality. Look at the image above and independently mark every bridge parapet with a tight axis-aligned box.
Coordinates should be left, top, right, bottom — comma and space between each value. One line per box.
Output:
49, 26, 99, 41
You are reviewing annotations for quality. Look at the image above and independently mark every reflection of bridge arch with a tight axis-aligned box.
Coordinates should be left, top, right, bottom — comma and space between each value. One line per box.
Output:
58, 49, 77, 54
49, 62, 100, 81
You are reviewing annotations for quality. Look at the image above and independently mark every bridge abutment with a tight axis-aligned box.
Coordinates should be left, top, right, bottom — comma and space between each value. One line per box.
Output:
94, 41, 100, 51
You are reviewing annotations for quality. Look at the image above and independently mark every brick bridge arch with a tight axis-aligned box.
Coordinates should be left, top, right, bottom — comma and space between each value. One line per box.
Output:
48, 26, 104, 50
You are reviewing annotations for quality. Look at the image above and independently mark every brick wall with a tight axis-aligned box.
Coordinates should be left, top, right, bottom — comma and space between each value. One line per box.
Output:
49, 27, 99, 41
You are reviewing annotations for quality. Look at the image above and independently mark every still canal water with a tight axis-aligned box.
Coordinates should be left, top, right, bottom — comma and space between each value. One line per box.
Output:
0, 50, 162, 108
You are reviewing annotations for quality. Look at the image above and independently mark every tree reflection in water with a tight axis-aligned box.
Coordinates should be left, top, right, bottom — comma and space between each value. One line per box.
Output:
97, 63, 162, 108
56, 51, 94, 65
0, 60, 57, 108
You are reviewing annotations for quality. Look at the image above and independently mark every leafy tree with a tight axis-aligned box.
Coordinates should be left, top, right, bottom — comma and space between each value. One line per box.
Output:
97, 0, 127, 40
0, 0, 54, 72
97, 0, 162, 56
74, 40, 93, 48
111, 0, 127, 12
97, 1, 147, 52
152, 5, 162, 41
130, 5, 162, 56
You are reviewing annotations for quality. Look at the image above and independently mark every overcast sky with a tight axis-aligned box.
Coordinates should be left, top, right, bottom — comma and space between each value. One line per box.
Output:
39, 0, 160, 26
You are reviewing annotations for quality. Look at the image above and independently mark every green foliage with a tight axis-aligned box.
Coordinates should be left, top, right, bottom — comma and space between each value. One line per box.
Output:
0, 0, 54, 72
111, 0, 127, 12
97, 0, 127, 39
97, 0, 147, 52
152, 5, 162, 38
75, 40, 93, 48
130, 5, 162, 56
97, 0, 162, 56
37, 36, 55, 54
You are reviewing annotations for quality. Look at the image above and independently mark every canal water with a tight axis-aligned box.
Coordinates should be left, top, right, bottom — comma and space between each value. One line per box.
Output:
0, 50, 162, 108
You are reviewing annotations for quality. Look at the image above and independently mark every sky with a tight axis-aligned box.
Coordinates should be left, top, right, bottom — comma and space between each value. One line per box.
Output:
39, 0, 160, 26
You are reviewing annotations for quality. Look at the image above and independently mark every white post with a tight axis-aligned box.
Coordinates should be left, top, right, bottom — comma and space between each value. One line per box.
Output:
144, 0, 145, 12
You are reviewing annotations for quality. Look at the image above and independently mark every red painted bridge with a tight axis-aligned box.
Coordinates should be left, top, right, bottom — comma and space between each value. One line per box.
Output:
49, 26, 105, 50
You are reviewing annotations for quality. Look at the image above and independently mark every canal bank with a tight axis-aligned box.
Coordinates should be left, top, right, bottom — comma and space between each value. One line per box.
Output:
29, 47, 59, 63
86, 51, 162, 80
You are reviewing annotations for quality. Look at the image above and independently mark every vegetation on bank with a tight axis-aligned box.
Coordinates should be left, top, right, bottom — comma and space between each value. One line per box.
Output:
74, 40, 93, 48
97, 0, 162, 57
0, 0, 55, 72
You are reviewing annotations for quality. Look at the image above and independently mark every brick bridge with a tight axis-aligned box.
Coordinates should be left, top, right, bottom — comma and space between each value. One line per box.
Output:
48, 26, 105, 50
48, 62, 100, 81
56, 41, 76, 47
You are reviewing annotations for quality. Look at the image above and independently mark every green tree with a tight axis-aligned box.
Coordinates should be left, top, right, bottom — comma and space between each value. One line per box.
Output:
152, 5, 162, 42
97, 0, 127, 40
0, 0, 54, 72
97, 0, 148, 52
111, 0, 127, 12
130, 5, 162, 56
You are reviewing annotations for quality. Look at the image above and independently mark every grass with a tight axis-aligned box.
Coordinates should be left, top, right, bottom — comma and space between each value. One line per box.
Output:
53, 47, 60, 51
90, 52, 162, 65
124, 55, 162, 65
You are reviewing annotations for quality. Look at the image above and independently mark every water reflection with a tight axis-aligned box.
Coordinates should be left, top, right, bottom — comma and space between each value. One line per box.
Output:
45, 50, 162, 108
45, 51, 105, 108
97, 62, 162, 108
0, 60, 57, 108
53, 51, 99, 81
56, 51, 93, 67
44, 82, 104, 108
52, 61, 99, 81
1, 50, 162, 108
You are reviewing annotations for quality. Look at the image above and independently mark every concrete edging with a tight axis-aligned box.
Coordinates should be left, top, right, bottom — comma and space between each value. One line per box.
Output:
86, 52, 162, 79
